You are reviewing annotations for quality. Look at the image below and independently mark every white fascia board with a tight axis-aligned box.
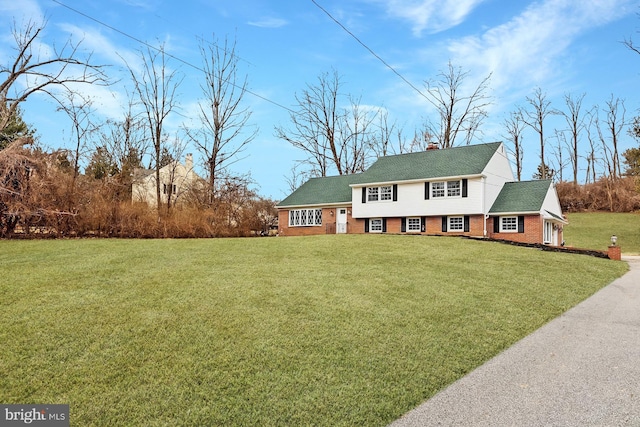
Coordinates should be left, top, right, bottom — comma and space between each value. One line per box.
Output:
348, 174, 485, 188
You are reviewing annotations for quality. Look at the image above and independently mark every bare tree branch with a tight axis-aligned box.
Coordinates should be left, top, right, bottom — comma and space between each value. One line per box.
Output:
0, 20, 107, 134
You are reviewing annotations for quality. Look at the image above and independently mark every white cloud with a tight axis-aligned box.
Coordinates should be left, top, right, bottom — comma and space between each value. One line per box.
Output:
247, 17, 288, 29
446, 0, 637, 103
0, 0, 44, 23
364, 0, 487, 35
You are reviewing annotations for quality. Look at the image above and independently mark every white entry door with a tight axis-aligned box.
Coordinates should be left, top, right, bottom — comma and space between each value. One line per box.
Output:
544, 221, 556, 245
336, 208, 347, 234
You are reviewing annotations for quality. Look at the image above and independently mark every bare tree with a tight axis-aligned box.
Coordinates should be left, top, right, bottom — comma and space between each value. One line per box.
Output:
503, 110, 525, 181
0, 20, 106, 134
423, 61, 492, 148
275, 69, 342, 177
127, 44, 183, 210
339, 97, 377, 174
560, 93, 586, 185
161, 135, 188, 213
584, 110, 600, 184
595, 95, 626, 179
55, 91, 98, 202
521, 88, 555, 180
370, 109, 407, 157
552, 130, 570, 182
186, 36, 256, 204
99, 101, 148, 198
284, 163, 312, 194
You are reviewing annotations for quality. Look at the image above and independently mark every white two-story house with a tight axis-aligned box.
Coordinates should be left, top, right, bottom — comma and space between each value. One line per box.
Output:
276, 142, 566, 246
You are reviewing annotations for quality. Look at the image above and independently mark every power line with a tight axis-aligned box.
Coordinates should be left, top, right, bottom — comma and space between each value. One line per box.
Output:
310, 0, 429, 101
50, 0, 296, 114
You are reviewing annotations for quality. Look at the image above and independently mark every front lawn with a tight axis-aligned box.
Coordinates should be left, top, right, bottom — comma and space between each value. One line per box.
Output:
564, 212, 640, 253
0, 236, 627, 426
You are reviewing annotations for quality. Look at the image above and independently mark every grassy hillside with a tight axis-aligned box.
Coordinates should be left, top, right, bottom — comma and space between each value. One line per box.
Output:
564, 212, 640, 254
0, 236, 627, 426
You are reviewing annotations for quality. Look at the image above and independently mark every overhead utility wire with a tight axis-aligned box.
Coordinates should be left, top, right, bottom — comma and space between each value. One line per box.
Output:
51, 0, 296, 113
310, 0, 429, 101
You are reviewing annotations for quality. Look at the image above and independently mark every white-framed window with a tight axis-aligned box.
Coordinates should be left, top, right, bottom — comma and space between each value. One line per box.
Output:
367, 185, 393, 202
367, 186, 379, 202
289, 208, 322, 227
500, 216, 518, 232
407, 217, 421, 232
380, 186, 393, 201
370, 218, 383, 232
447, 180, 461, 197
448, 216, 464, 232
431, 181, 445, 198
431, 180, 462, 198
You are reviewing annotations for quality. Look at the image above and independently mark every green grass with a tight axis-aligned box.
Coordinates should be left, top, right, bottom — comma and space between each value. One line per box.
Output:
0, 236, 628, 426
565, 212, 640, 254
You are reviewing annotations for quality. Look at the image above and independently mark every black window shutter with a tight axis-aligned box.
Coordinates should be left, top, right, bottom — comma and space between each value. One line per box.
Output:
518, 216, 525, 233
392, 184, 398, 201
364, 218, 369, 233
425, 182, 430, 200
462, 179, 468, 198
362, 187, 367, 204
421, 216, 426, 232
442, 216, 447, 232
493, 217, 500, 233
401, 217, 406, 232
464, 216, 470, 232
382, 218, 387, 233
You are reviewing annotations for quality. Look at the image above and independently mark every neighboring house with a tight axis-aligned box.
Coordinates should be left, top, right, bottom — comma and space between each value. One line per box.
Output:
276, 142, 567, 245
132, 153, 199, 207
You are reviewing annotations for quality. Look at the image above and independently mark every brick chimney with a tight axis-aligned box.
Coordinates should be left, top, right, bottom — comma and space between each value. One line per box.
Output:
185, 153, 193, 171
427, 142, 439, 150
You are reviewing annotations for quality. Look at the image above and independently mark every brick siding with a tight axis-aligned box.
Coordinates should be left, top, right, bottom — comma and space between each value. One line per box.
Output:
279, 209, 561, 245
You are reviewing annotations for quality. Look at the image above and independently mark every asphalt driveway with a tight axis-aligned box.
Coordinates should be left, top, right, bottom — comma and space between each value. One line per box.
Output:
390, 256, 640, 427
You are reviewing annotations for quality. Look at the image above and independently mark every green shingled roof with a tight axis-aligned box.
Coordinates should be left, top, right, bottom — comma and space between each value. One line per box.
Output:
351, 141, 502, 184
276, 174, 363, 207
277, 142, 504, 208
489, 180, 552, 213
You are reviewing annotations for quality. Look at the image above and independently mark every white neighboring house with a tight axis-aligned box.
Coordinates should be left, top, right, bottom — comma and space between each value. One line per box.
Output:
132, 154, 199, 207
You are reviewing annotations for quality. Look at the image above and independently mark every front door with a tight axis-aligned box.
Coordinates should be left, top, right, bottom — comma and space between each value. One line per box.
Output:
336, 208, 347, 234
544, 221, 556, 245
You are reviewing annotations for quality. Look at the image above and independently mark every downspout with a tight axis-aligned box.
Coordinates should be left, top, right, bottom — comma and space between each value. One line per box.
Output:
482, 176, 487, 237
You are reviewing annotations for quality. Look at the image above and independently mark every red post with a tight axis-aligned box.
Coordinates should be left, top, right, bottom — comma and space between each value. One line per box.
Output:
608, 245, 621, 261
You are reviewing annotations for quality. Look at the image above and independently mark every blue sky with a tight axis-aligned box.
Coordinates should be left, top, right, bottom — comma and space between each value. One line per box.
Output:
1, 0, 639, 199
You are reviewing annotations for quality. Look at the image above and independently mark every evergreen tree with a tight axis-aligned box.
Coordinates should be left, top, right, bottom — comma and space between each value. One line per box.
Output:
0, 107, 34, 150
